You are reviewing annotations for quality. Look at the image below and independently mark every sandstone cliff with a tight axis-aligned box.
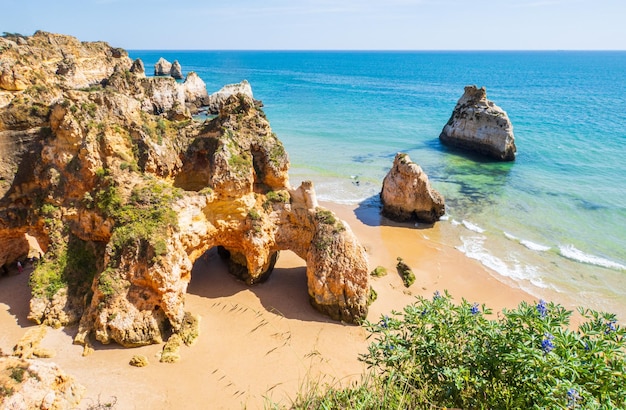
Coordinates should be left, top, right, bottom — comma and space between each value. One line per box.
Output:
381, 153, 445, 223
0, 32, 369, 349
439, 85, 516, 161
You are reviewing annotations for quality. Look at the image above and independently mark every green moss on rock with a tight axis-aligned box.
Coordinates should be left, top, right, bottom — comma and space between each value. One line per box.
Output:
396, 257, 415, 288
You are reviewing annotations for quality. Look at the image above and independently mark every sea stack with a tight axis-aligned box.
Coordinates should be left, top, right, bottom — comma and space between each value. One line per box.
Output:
170, 60, 183, 79
439, 85, 516, 161
154, 57, 172, 76
381, 153, 445, 223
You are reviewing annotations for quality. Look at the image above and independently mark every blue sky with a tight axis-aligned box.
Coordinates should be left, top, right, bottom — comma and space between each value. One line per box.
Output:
2, 0, 625, 50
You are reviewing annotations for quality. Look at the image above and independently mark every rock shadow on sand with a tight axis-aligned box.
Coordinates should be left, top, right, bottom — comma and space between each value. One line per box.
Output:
354, 195, 436, 230
187, 248, 335, 324
0, 265, 36, 328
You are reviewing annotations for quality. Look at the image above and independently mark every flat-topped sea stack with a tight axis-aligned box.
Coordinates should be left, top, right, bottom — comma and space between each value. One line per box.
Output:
0, 32, 370, 349
439, 85, 516, 161
381, 153, 445, 223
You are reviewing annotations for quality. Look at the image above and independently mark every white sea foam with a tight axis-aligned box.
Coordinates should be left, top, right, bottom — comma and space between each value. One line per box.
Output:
520, 240, 551, 252
504, 232, 550, 252
451, 219, 461, 226
439, 214, 450, 221
456, 236, 548, 288
559, 245, 626, 271
461, 220, 485, 233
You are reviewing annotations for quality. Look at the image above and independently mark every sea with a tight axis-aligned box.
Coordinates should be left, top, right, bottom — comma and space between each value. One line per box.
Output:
129, 50, 626, 319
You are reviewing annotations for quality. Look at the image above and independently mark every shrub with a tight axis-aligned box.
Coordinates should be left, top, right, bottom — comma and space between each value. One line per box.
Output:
358, 292, 626, 409
291, 292, 626, 409
370, 266, 388, 277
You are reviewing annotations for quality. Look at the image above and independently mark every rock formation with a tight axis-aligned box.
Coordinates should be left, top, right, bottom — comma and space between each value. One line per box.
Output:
154, 57, 172, 76
439, 85, 516, 161
154, 58, 183, 79
0, 355, 85, 409
182, 72, 210, 113
129, 58, 145, 76
0, 32, 370, 349
170, 60, 183, 79
381, 153, 445, 223
207, 80, 255, 114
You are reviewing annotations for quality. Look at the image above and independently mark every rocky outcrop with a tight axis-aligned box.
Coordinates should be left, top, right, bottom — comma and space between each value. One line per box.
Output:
381, 153, 445, 223
0, 32, 370, 349
154, 58, 183, 79
170, 60, 183, 79
130, 58, 145, 76
182, 72, 209, 112
0, 355, 85, 409
439, 85, 516, 161
154, 57, 172, 76
207, 80, 255, 114
0, 31, 130, 93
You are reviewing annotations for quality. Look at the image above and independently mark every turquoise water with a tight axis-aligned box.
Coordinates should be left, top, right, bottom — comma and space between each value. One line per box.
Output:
130, 50, 626, 317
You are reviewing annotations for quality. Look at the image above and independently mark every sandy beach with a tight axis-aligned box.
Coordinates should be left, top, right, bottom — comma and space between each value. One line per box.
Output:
1, 202, 540, 409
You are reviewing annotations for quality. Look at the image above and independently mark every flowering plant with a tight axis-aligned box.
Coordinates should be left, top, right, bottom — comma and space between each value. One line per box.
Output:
362, 291, 626, 409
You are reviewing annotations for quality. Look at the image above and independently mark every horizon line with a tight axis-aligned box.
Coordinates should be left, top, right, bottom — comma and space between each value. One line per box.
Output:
126, 48, 626, 52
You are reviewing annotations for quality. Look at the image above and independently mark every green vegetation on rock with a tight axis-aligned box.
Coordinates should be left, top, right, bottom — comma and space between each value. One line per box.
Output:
370, 266, 388, 277
108, 181, 181, 265
396, 257, 415, 288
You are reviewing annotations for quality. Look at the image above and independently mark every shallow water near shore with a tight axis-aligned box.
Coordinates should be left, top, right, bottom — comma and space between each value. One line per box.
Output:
132, 50, 626, 318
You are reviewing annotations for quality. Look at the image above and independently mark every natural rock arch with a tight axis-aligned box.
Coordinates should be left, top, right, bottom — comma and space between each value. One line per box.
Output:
0, 32, 370, 348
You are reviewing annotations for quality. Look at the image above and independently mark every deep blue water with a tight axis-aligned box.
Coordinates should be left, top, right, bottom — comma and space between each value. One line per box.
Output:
130, 50, 626, 316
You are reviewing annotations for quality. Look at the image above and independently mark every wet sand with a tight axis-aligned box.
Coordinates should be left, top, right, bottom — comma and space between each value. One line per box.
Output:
0, 202, 540, 409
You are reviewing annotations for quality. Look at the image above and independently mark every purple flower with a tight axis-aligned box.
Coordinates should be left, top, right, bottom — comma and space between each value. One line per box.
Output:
567, 388, 580, 407
605, 321, 617, 334
542, 333, 555, 354
470, 303, 480, 315
380, 316, 389, 328
433, 291, 441, 300
536, 299, 548, 318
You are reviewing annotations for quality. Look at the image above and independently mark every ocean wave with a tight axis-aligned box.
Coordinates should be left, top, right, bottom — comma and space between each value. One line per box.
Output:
461, 220, 485, 233
559, 245, 626, 271
456, 236, 548, 289
520, 240, 551, 252
504, 231, 550, 252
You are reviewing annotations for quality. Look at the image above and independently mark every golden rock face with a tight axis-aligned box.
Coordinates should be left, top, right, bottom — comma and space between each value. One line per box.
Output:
0, 32, 369, 348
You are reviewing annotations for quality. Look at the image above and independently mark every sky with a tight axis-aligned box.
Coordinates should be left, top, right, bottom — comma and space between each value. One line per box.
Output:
2, 0, 625, 50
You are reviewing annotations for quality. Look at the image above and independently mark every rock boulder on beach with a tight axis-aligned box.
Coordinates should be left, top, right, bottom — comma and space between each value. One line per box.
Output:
381, 153, 445, 223
439, 85, 516, 161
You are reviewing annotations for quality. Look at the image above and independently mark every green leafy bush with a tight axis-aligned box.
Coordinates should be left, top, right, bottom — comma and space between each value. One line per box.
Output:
292, 291, 625, 409
361, 291, 626, 409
